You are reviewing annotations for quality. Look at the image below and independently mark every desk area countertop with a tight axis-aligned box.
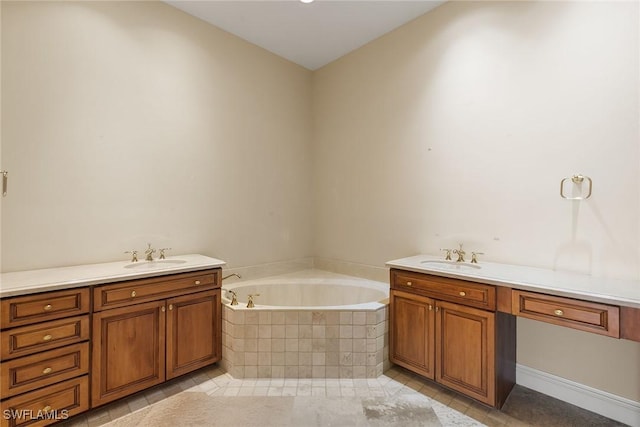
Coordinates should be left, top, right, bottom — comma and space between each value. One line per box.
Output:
0, 254, 226, 298
386, 254, 640, 309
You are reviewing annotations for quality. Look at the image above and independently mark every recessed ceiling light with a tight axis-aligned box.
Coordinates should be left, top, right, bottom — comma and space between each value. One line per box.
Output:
300, 0, 314, 4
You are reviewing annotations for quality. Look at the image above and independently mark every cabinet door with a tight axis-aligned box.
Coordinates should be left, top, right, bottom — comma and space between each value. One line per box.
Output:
166, 289, 221, 380
389, 290, 435, 379
436, 300, 495, 406
92, 300, 166, 407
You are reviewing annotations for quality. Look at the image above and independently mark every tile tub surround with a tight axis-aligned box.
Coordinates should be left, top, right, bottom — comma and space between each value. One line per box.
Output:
220, 269, 390, 379
221, 305, 389, 379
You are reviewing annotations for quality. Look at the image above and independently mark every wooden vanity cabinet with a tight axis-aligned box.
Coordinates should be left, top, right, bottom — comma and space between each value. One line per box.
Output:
436, 300, 496, 405
390, 269, 515, 408
390, 290, 435, 379
91, 269, 221, 407
166, 290, 221, 380
92, 300, 166, 406
512, 290, 620, 338
0, 288, 91, 427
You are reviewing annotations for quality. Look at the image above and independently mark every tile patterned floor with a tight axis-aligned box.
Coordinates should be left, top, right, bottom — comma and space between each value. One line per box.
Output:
60, 365, 626, 427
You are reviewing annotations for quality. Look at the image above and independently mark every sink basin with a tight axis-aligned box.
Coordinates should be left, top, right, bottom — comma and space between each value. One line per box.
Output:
420, 260, 481, 270
124, 259, 187, 269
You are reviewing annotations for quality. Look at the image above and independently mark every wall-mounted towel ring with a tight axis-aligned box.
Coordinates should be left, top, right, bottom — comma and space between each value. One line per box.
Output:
560, 174, 592, 200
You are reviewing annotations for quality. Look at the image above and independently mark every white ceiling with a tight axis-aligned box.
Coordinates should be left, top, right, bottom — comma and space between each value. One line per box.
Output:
166, 1, 445, 70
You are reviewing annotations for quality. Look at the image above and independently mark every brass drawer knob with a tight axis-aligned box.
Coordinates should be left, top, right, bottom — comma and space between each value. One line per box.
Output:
195, 280, 201, 285
42, 406, 52, 412
459, 291, 466, 297
169, 304, 173, 310
43, 334, 53, 341
406, 281, 412, 287
42, 367, 53, 375
554, 309, 564, 316
43, 304, 53, 311
131, 290, 137, 297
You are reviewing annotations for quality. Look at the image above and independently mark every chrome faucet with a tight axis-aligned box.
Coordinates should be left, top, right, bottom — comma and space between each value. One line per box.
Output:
144, 243, 156, 261
453, 243, 466, 263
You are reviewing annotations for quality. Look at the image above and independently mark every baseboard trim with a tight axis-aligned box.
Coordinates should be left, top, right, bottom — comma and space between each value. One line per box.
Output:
516, 364, 640, 427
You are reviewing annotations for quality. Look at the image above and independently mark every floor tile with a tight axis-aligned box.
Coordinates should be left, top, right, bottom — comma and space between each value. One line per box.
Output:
71, 364, 627, 427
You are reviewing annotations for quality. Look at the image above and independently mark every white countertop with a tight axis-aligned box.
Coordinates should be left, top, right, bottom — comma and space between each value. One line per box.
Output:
0, 254, 226, 298
386, 254, 640, 309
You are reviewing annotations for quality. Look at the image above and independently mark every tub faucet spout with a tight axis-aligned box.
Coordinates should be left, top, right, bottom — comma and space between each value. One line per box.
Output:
222, 273, 242, 281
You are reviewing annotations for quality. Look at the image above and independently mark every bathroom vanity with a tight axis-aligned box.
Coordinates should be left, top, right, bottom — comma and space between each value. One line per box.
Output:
0, 254, 224, 427
390, 269, 515, 407
387, 255, 640, 409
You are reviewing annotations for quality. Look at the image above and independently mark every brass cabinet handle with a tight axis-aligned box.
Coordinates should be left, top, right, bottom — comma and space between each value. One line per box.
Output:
194, 280, 201, 285
43, 304, 53, 311
435, 306, 440, 312
405, 281, 412, 287
161, 306, 166, 312
554, 309, 564, 316
43, 406, 52, 412
428, 305, 432, 311
459, 291, 466, 297
43, 334, 53, 341
42, 367, 53, 375
169, 304, 173, 310
131, 290, 137, 297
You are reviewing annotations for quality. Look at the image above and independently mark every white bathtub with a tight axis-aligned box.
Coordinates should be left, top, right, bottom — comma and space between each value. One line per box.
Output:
220, 270, 390, 379
222, 269, 388, 309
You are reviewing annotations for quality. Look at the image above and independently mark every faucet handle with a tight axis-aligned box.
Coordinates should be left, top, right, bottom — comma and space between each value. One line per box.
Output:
246, 293, 260, 308
223, 289, 239, 306
124, 250, 139, 262
440, 248, 453, 261
158, 248, 171, 259
471, 252, 484, 264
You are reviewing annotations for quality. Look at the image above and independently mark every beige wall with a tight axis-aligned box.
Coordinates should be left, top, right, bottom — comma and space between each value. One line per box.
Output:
2, 0, 639, 404
1, 1, 313, 271
313, 1, 639, 401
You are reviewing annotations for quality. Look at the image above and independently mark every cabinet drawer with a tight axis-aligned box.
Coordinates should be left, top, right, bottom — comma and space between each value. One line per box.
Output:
0, 376, 89, 427
1, 288, 90, 329
1, 316, 90, 360
93, 270, 219, 311
512, 290, 620, 338
391, 270, 496, 311
1, 343, 89, 398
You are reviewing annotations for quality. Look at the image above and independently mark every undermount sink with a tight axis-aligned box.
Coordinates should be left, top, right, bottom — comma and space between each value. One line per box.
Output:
420, 260, 482, 270
124, 259, 187, 269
